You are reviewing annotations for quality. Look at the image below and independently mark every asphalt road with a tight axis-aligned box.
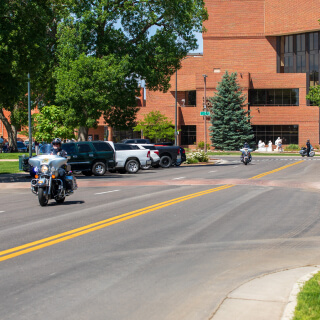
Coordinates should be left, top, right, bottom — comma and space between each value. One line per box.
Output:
0, 156, 320, 320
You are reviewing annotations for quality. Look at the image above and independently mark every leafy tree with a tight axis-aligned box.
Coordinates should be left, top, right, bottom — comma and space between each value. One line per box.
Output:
209, 71, 254, 150
54, 0, 208, 140
133, 111, 175, 141
0, 1, 66, 150
306, 85, 320, 107
32, 105, 75, 143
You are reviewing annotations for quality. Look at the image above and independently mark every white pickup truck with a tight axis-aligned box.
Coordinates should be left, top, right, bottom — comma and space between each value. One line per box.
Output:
107, 142, 151, 173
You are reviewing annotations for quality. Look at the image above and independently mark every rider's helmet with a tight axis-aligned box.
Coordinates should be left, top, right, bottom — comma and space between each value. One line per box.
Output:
52, 138, 62, 148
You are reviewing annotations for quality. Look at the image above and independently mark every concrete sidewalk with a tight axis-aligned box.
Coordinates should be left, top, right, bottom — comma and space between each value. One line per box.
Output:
211, 266, 320, 320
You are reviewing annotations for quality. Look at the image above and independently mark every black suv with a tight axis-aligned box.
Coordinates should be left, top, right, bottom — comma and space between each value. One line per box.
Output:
121, 138, 151, 144
62, 141, 116, 176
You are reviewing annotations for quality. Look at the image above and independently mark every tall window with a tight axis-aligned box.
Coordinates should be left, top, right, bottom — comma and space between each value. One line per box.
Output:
181, 125, 196, 145
309, 32, 319, 86
296, 34, 306, 73
284, 35, 294, 73
249, 89, 299, 106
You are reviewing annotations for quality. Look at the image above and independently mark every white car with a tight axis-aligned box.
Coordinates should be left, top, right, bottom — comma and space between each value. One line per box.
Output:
107, 142, 151, 173
129, 144, 160, 169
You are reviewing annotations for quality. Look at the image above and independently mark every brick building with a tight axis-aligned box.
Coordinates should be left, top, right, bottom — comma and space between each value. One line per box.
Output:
1, 0, 319, 147
139, 0, 320, 148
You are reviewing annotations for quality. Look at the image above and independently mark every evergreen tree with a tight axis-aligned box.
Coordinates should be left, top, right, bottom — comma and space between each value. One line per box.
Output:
209, 71, 254, 150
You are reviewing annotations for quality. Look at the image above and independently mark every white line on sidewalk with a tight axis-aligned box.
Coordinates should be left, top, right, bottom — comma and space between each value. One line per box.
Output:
95, 190, 120, 195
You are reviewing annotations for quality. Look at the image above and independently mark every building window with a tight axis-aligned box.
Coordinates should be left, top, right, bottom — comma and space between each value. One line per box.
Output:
309, 32, 319, 87
278, 32, 320, 87
252, 125, 299, 145
181, 125, 196, 145
249, 89, 299, 106
182, 91, 196, 106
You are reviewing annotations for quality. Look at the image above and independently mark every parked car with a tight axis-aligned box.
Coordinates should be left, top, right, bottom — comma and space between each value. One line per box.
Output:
17, 141, 28, 153
61, 141, 116, 176
121, 138, 151, 144
154, 144, 182, 168
129, 144, 160, 169
108, 142, 151, 173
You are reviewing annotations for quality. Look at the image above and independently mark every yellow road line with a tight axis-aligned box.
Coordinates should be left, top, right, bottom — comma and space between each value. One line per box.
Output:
0, 160, 304, 262
0, 184, 234, 262
249, 160, 304, 180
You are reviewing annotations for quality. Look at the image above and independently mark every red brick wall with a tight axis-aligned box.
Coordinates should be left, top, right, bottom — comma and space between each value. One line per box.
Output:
265, 0, 320, 35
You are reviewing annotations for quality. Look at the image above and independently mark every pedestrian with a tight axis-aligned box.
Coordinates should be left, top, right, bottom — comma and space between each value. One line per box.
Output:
0, 136, 3, 153
306, 139, 311, 157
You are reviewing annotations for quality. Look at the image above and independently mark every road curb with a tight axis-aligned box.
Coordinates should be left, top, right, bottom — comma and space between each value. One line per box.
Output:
281, 266, 320, 320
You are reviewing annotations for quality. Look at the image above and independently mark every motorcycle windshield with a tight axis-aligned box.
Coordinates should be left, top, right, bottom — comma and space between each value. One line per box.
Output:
40, 144, 53, 155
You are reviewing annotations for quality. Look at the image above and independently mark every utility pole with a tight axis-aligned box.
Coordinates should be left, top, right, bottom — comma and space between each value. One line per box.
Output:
203, 74, 208, 152
28, 73, 32, 157
175, 69, 178, 146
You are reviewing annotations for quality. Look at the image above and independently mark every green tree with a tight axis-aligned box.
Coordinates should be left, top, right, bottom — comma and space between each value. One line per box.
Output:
306, 85, 320, 107
133, 111, 175, 141
54, 0, 208, 140
0, 1, 66, 150
33, 105, 75, 143
209, 71, 254, 150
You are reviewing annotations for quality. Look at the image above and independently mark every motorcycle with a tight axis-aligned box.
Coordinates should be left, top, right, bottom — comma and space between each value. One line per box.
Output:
28, 144, 77, 206
299, 147, 315, 157
240, 148, 252, 165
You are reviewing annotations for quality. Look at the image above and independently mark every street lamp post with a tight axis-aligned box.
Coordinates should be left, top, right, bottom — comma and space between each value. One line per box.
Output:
28, 73, 32, 158
175, 69, 178, 146
203, 74, 208, 152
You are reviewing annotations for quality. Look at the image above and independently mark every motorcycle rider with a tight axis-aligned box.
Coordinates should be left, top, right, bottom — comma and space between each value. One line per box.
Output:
241, 141, 252, 162
306, 139, 311, 157
51, 138, 69, 190
51, 138, 67, 157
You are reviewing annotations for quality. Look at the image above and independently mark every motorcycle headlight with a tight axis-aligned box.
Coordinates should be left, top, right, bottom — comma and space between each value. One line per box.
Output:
40, 165, 49, 174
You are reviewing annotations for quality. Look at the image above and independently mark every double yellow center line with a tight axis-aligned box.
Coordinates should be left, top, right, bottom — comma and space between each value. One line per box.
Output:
0, 160, 304, 262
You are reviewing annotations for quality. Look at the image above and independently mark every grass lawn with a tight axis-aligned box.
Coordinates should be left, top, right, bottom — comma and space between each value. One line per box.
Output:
206, 151, 303, 156
293, 271, 320, 320
0, 161, 21, 174
0, 153, 35, 159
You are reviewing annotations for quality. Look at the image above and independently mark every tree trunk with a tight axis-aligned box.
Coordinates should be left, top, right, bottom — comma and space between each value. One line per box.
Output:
78, 126, 89, 141
0, 109, 17, 151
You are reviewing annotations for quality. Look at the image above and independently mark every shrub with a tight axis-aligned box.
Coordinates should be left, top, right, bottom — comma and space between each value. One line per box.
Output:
285, 144, 300, 151
197, 141, 211, 150
186, 150, 209, 163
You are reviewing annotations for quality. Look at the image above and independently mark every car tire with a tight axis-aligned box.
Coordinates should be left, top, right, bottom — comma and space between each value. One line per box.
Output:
160, 155, 172, 168
92, 162, 106, 176
125, 159, 139, 173
82, 171, 93, 176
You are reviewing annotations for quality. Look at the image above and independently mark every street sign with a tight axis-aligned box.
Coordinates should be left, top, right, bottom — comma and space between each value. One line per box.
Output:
200, 111, 210, 116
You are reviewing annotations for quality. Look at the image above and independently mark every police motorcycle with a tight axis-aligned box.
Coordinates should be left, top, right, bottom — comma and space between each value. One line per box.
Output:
299, 146, 315, 157
240, 147, 253, 165
29, 144, 77, 206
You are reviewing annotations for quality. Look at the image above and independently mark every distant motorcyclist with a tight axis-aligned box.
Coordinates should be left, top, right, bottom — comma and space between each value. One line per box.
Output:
241, 142, 252, 162
51, 138, 67, 158
306, 139, 311, 157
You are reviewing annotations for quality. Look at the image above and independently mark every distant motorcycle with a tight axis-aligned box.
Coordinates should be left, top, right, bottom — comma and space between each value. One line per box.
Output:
299, 147, 315, 157
240, 148, 252, 165
28, 144, 77, 206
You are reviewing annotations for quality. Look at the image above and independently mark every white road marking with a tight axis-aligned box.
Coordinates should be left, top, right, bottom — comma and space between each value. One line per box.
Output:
209, 170, 217, 173
172, 177, 186, 180
0, 211, 5, 213
95, 190, 120, 195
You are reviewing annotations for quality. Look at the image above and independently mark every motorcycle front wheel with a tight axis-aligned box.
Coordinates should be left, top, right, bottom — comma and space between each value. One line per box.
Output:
38, 188, 49, 206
